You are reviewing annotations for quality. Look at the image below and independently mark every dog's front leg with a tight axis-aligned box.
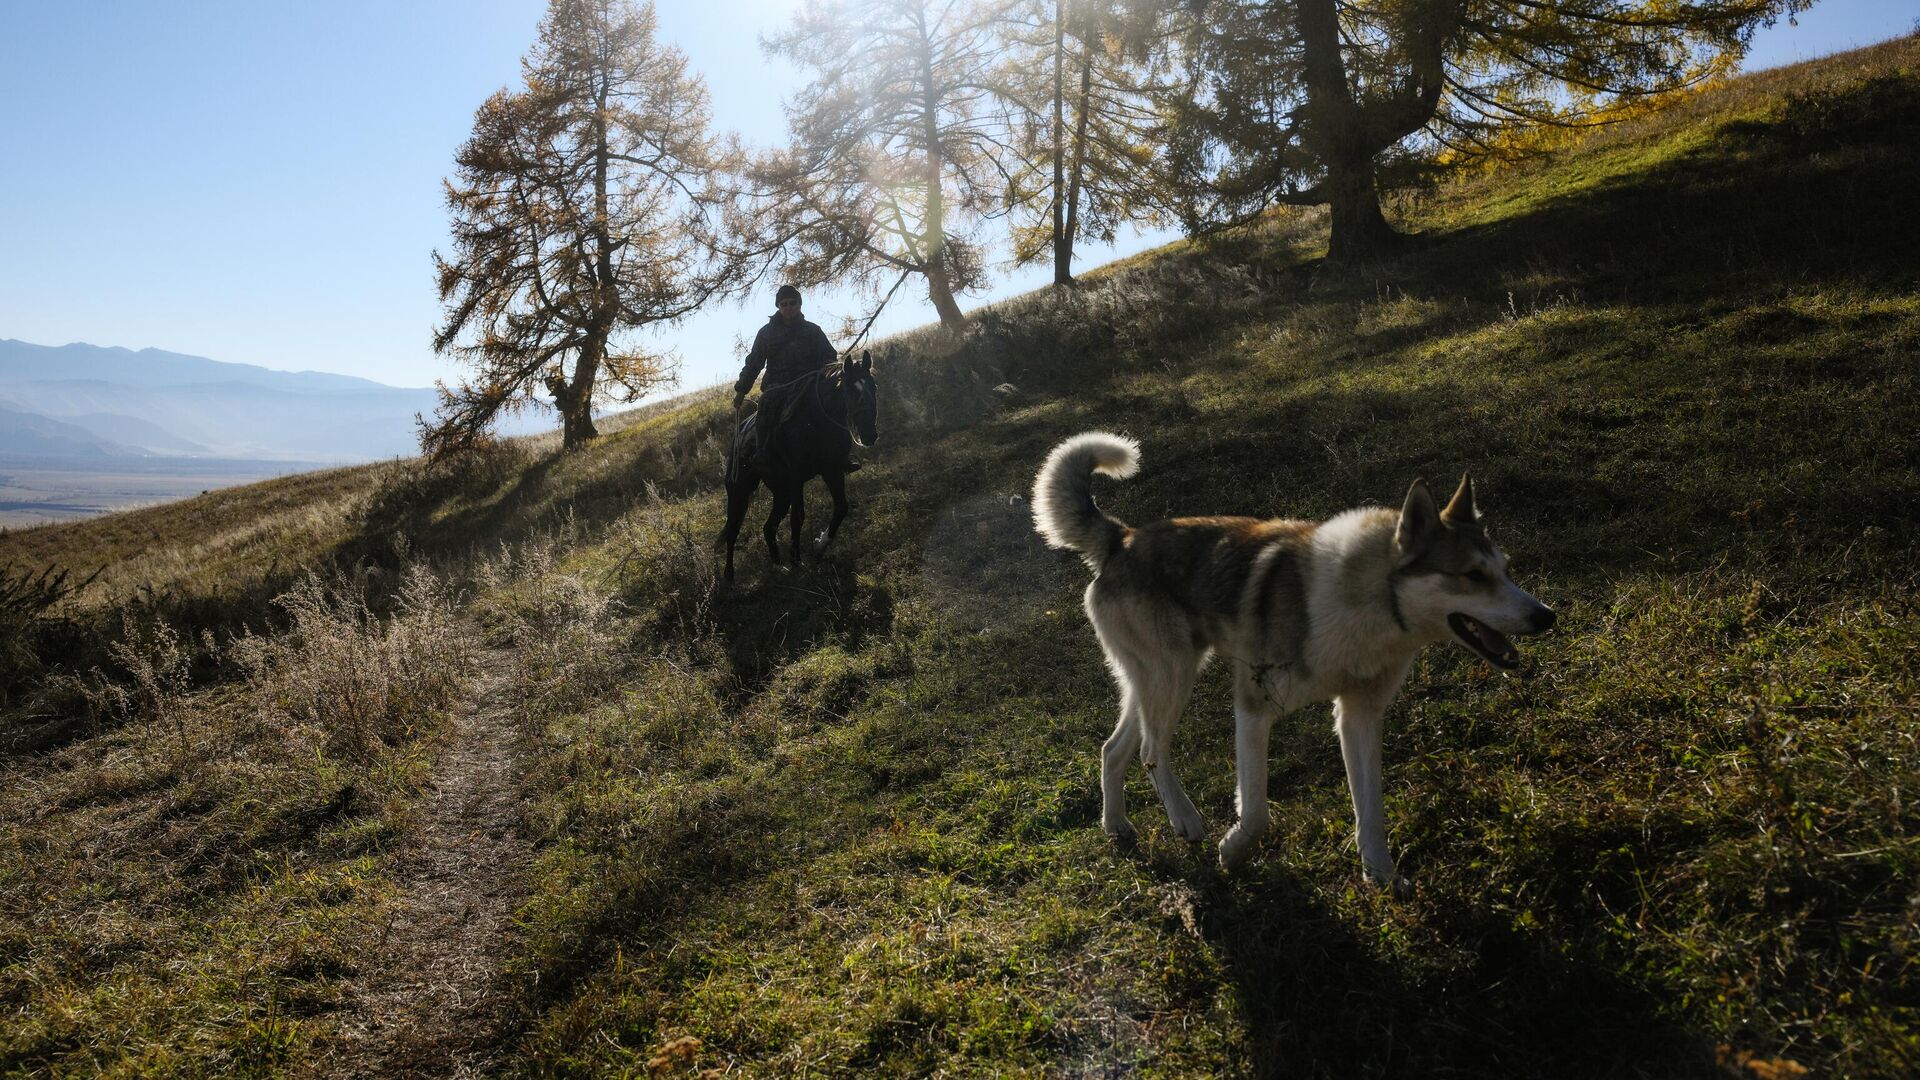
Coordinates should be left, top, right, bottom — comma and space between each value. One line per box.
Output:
1219, 702, 1276, 871
1334, 666, 1412, 893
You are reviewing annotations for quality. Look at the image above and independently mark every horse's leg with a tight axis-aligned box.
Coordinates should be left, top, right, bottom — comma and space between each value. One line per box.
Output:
762, 480, 791, 570
817, 469, 849, 552
721, 474, 754, 582
788, 479, 807, 570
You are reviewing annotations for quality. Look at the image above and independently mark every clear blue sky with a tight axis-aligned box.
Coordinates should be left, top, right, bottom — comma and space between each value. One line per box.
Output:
2, 0, 1915, 400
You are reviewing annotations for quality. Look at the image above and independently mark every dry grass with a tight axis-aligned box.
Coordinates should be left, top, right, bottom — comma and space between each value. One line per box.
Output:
0, 563, 472, 1075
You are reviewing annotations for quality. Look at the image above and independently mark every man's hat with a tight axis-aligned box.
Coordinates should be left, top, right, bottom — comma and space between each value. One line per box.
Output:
776, 284, 801, 303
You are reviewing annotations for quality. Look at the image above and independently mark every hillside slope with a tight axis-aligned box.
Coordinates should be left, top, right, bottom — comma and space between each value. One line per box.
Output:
4, 37, 1918, 1078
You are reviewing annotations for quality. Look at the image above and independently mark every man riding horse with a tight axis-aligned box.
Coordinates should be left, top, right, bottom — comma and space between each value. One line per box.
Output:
733, 284, 854, 473
721, 284, 879, 580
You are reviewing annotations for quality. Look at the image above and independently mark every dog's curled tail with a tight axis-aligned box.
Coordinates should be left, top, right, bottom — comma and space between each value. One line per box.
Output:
1032, 431, 1139, 571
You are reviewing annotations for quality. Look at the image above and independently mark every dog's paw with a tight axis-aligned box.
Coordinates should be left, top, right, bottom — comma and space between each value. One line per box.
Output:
1168, 809, 1209, 844
1363, 865, 1413, 898
1218, 826, 1260, 872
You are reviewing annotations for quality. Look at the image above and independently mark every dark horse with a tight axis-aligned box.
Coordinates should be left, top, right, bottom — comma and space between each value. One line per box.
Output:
722, 350, 878, 581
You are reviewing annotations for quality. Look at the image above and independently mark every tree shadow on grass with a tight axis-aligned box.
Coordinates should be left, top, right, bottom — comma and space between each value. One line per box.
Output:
334, 405, 739, 575
1407, 65, 1920, 306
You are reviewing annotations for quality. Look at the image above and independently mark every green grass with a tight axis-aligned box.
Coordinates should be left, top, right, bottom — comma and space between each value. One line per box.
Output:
4, 33, 1919, 1078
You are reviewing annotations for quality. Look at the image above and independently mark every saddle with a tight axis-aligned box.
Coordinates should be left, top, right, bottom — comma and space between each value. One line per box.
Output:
724, 370, 859, 481
725, 407, 804, 480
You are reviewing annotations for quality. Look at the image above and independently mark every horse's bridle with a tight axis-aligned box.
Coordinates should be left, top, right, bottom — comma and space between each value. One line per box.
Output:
807, 363, 873, 448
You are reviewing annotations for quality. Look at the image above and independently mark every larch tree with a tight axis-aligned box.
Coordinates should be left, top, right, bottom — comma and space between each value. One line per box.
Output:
427, 0, 740, 454
999, 0, 1168, 285
750, 0, 1022, 328
1165, 0, 1811, 261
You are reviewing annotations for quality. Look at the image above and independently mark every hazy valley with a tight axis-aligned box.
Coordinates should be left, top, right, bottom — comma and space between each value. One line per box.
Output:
0, 340, 546, 525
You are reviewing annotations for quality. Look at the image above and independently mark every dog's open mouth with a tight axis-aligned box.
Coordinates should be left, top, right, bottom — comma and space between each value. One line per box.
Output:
1449, 613, 1520, 669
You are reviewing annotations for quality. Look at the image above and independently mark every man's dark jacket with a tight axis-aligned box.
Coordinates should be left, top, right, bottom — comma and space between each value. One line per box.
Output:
734, 315, 836, 397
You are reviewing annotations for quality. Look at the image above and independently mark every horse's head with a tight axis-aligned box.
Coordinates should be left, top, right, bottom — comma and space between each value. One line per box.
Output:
843, 349, 879, 447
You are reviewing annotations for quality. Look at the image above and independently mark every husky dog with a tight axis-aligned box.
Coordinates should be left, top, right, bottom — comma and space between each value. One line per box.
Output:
1032, 432, 1555, 889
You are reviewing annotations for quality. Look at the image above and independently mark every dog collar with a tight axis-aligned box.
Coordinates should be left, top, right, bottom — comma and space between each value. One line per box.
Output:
1385, 571, 1411, 633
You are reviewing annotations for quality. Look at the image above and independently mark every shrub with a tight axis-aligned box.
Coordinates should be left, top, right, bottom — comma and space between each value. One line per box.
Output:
229, 567, 468, 760
0, 563, 100, 708
607, 483, 722, 651
475, 528, 632, 714
103, 615, 193, 744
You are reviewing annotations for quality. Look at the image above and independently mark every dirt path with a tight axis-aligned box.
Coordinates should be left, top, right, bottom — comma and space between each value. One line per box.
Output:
320, 656, 531, 1078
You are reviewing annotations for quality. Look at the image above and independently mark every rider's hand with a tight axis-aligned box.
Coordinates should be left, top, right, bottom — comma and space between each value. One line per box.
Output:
733, 392, 746, 409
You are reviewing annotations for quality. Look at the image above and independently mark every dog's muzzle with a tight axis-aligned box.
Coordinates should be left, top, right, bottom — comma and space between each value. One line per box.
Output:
1449, 604, 1554, 669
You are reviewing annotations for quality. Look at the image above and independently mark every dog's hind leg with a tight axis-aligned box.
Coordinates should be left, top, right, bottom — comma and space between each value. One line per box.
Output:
1220, 666, 1282, 871
1099, 687, 1143, 841
1129, 650, 1207, 844
1091, 610, 1205, 843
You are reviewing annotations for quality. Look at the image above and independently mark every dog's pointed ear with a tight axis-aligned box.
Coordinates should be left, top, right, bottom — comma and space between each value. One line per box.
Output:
1440, 472, 1478, 526
1396, 478, 1440, 556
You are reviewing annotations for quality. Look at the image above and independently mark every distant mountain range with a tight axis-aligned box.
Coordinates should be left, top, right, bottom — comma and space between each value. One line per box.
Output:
0, 402, 142, 457
0, 339, 545, 462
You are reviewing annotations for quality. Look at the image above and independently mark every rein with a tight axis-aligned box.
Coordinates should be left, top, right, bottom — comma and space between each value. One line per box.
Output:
840, 267, 912, 361
810, 269, 904, 451
731, 278, 896, 481
751, 365, 869, 447
810, 365, 870, 447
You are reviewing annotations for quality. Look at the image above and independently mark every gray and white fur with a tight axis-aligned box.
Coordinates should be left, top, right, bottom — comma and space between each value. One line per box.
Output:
1033, 432, 1556, 889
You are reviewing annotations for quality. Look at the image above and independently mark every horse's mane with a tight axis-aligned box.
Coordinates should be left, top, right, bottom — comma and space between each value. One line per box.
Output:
821, 359, 875, 389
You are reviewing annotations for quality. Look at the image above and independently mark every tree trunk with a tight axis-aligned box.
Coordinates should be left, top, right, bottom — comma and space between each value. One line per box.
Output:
1297, 0, 1411, 262
561, 404, 598, 449
1062, 34, 1094, 285
558, 336, 602, 450
925, 256, 967, 327
1050, 1, 1072, 286
1325, 163, 1402, 262
562, 68, 614, 450
920, 29, 966, 327
544, 363, 598, 450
